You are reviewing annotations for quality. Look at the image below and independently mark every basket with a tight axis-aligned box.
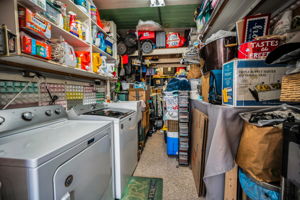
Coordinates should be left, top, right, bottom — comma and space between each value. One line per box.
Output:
280, 73, 300, 102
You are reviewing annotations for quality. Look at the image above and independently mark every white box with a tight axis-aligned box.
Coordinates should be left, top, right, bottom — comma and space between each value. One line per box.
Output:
222, 59, 287, 107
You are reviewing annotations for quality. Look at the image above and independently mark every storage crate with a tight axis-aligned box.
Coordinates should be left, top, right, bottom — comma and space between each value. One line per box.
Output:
280, 73, 300, 102
167, 132, 178, 156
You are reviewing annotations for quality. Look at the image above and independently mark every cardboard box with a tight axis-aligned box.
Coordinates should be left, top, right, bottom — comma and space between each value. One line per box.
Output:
222, 60, 287, 107
201, 72, 210, 102
18, 6, 51, 39
142, 107, 150, 130
129, 86, 150, 105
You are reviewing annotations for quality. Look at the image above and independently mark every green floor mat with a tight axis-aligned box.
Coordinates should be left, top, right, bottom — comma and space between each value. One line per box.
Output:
121, 176, 163, 200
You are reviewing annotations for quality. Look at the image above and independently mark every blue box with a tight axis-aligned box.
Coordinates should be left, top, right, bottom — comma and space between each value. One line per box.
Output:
105, 37, 113, 56
222, 60, 287, 107
167, 132, 178, 156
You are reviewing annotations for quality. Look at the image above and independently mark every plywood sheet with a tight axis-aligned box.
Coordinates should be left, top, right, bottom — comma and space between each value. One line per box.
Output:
191, 108, 208, 196
224, 165, 238, 200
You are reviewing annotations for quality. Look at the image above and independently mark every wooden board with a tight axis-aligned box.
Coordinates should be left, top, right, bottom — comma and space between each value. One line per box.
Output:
191, 109, 208, 197
201, 72, 210, 103
224, 165, 239, 200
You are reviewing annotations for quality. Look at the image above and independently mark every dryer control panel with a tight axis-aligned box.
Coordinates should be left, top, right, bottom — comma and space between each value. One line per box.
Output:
0, 105, 67, 138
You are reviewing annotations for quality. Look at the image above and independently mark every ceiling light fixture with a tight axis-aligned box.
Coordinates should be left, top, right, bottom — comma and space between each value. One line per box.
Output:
150, 0, 165, 7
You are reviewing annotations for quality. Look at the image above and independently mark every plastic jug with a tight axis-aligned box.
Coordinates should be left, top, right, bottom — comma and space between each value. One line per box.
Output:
75, 51, 90, 71
92, 53, 102, 73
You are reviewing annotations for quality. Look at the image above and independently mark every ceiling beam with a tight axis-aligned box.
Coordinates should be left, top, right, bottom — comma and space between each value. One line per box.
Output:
94, 0, 200, 10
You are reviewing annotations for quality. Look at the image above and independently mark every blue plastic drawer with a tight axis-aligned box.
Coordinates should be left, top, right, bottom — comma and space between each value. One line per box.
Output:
167, 136, 178, 156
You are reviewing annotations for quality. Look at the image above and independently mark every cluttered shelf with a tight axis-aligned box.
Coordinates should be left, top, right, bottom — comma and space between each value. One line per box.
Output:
91, 19, 116, 42
42, 15, 91, 48
92, 45, 115, 60
131, 47, 188, 56
197, 0, 299, 40
56, 0, 90, 20
0, 54, 116, 81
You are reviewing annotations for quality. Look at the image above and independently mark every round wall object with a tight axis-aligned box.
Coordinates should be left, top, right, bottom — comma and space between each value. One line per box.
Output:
141, 40, 153, 54
117, 41, 127, 55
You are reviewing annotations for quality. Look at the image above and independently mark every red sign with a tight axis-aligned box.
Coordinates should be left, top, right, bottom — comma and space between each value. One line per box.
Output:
238, 39, 279, 59
166, 33, 185, 48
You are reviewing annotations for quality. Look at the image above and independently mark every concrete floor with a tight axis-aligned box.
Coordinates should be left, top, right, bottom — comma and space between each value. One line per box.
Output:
134, 132, 203, 200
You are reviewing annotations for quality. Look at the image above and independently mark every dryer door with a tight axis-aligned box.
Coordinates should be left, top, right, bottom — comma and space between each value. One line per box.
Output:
53, 133, 113, 200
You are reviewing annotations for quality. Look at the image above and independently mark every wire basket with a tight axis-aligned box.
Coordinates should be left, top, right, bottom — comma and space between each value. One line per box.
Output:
280, 73, 300, 102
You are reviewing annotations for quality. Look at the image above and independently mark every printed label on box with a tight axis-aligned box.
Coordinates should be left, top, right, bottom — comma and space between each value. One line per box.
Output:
222, 60, 287, 107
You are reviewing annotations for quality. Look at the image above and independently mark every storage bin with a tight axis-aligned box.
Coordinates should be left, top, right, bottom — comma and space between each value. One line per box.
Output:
117, 92, 128, 101
167, 132, 178, 156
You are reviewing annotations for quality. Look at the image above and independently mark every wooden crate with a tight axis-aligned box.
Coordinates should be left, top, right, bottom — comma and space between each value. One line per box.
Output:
167, 120, 179, 132
280, 73, 300, 102
128, 86, 150, 105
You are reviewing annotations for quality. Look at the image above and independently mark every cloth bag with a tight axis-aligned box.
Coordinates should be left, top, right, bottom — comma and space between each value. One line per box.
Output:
236, 122, 283, 182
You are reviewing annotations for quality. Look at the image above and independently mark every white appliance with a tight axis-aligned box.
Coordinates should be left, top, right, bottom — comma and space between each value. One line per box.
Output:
0, 105, 114, 200
105, 101, 143, 121
68, 104, 138, 199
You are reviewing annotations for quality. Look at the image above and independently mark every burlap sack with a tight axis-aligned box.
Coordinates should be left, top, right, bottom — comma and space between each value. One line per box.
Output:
236, 122, 283, 182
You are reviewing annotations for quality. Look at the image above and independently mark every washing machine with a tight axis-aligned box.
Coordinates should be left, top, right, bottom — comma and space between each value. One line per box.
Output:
68, 104, 138, 199
0, 105, 114, 200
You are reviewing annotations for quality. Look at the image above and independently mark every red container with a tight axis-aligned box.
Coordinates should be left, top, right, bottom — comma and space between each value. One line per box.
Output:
75, 51, 90, 71
138, 31, 156, 42
238, 39, 280, 59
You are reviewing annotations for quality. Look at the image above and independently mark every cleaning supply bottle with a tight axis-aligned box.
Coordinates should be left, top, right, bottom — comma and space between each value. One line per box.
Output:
69, 11, 78, 37
76, 20, 83, 39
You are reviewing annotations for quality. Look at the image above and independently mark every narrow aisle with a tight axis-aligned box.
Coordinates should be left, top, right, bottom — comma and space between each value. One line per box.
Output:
134, 132, 203, 200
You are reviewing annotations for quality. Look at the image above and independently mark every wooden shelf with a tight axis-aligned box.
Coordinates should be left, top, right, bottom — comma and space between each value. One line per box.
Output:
131, 47, 188, 56
92, 45, 115, 60
0, 54, 116, 81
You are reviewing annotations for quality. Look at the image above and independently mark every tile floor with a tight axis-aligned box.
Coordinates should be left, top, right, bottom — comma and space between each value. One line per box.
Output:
134, 132, 203, 200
